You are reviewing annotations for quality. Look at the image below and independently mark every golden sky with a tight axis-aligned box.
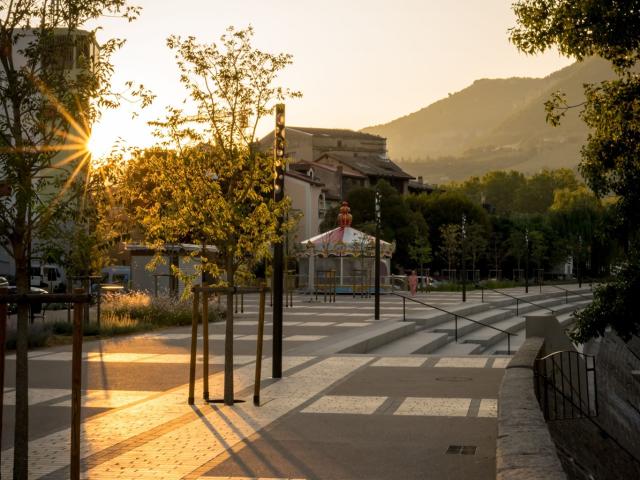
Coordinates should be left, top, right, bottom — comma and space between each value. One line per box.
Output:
88, 0, 573, 157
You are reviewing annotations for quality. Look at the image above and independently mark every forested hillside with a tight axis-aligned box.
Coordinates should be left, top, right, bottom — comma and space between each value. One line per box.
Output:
362, 58, 617, 182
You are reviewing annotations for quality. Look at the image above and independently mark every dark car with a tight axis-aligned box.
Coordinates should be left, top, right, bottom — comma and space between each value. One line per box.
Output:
5, 285, 48, 315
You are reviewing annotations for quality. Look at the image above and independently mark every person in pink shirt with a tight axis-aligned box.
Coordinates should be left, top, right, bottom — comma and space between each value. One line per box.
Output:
408, 270, 418, 296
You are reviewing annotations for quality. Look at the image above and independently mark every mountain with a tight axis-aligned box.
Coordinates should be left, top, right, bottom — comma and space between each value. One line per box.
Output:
362, 57, 618, 183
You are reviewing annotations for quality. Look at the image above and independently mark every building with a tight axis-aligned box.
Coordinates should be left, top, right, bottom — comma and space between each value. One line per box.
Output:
284, 170, 325, 246
0, 28, 99, 285
258, 127, 388, 163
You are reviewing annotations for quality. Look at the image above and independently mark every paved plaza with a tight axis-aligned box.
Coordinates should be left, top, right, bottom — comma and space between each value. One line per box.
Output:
1, 287, 588, 479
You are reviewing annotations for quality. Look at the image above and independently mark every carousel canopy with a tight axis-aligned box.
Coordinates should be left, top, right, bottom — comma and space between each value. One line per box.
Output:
300, 202, 394, 258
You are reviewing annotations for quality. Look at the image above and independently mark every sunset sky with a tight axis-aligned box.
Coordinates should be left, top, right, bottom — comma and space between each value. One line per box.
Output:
88, 0, 573, 157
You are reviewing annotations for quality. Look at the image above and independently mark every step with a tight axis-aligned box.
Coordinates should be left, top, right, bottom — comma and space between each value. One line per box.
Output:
430, 341, 482, 356
432, 308, 513, 338
371, 331, 449, 355
290, 320, 416, 355
405, 302, 492, 327
483, 301, 590, 355
462, 316, 524, 345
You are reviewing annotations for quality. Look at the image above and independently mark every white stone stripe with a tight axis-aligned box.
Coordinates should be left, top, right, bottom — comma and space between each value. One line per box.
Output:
301, 395, 386, 414
82, 357, 371, 479
299, 395, 498, 418
0, 356, 316, 478
492, 358, 511, 368
478, 399, 498, 417
371, 357, 426, 367
394, 397, 472, 417
435, 357, 488, 368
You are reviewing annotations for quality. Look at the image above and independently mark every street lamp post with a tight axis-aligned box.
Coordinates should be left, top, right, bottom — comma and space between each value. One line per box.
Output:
525, 228, 529, 294
374, 189, 381, 320
461, 214, 466, 302
578, 235, 583, 288
272, 103, 285, 379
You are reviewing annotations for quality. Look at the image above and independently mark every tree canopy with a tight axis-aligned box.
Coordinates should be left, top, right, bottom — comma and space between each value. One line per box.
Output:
511, 0, 640, 341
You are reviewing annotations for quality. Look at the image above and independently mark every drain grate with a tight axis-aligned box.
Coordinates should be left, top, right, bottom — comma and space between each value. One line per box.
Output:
446, 445, 477, 455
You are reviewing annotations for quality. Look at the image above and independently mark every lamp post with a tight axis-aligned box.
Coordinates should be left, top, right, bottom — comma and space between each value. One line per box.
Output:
374, 189, 381, 320
461, 214, 467, 302
578, 234, 583, 288
272, 103, 285, 379
525, 228, 529, 294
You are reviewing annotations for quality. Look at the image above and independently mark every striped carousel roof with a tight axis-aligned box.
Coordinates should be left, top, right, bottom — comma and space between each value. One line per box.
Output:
300, 202, 393, 258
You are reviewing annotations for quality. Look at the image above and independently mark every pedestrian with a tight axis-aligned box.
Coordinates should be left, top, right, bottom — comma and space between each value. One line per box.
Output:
408, 270, 418, 296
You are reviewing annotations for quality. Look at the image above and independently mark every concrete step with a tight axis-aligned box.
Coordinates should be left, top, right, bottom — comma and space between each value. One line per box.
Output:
432, 307, 513, 338
462, 316, 524, 345
406, 302, 492, 327
484, 288, 592, 308
483, 302, 590, 355
371, 331, 449, 355
290, 320, 416, 355
430, 341, 481, 356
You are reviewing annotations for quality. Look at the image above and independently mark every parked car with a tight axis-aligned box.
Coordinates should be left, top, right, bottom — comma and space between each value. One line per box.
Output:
6, 285, 48, 315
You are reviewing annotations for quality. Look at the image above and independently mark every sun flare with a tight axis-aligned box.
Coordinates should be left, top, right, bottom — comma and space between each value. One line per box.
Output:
86, 131, 114, 164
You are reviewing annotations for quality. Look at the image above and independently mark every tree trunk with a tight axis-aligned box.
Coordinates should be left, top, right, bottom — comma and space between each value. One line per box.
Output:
224, 253, 235, 405
13, 241, 29, 479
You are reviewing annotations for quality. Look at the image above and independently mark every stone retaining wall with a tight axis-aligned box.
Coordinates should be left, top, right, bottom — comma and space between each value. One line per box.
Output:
496, 336, 566, 480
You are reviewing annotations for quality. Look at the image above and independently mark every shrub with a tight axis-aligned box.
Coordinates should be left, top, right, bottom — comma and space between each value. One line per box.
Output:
101, 291, 222, 327
5, 323, 53, 350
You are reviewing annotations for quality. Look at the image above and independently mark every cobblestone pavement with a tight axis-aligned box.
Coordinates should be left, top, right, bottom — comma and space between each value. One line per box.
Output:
0, 290, 527, 479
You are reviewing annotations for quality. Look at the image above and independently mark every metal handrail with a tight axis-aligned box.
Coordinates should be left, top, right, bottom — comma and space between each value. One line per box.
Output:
476, 285, 555, 316
392, 292, 517, 354
547, 284, 593, 303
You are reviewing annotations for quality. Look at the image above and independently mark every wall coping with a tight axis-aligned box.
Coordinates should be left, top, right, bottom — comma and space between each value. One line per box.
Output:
496, 336, 567, 480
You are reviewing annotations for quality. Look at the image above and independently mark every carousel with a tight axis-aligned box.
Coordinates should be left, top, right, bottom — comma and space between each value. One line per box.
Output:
298, 202, 394, 294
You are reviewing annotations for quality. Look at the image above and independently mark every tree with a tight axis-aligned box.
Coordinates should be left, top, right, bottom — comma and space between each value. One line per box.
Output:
347, 180, 427, 270
0, 2, 147, 474
439, 224, 460, 277
112, 27, 299, 403
408, 234, 432, 286
511, 0, 640, 341
466, 223, 488, 276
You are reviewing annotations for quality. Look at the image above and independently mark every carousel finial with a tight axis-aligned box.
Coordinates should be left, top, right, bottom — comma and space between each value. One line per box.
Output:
337, 201, 352, 228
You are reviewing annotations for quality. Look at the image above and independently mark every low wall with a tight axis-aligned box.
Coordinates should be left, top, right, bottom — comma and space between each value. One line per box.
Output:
496, 336, 566, 480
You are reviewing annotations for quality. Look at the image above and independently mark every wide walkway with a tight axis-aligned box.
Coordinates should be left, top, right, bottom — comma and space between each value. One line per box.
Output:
1, 289, 540, 479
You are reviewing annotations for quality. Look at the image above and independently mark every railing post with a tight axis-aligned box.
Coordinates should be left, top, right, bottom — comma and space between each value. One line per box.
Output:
507, 334, 510, 355
481, 287, 484, 303
454, 315, 458, 343
254, 285, 266, 405
565, 290, 568, 304
70, 288, 84, 480
241, 293, 244, 313
516, 298, 519, 316
402, 296, 406, 321
0, 287, 6, 448
188, 289, 200, 405
202, 290, 210, 401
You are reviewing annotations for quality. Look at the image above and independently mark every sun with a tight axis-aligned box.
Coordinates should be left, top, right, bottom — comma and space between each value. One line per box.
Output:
86, 130, 115, 165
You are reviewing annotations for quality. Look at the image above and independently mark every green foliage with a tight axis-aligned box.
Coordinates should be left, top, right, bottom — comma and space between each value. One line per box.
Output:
571, 258, 640, 343
346, 180, 428, 270
511, 0, 640, 342
452, 169, 579, 214
106, 27, 299, 289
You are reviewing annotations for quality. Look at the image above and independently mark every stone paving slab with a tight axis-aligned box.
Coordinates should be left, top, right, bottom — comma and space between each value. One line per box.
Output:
1, 289, 548, 479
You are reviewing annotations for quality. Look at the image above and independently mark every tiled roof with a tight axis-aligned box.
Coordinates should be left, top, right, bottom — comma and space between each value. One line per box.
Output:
288, 127, 384, 141
317, 152, 414, 180
285, 170, 324, 186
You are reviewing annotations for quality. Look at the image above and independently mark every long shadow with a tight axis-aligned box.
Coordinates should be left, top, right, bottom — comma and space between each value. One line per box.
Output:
189, 401, 322, 480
